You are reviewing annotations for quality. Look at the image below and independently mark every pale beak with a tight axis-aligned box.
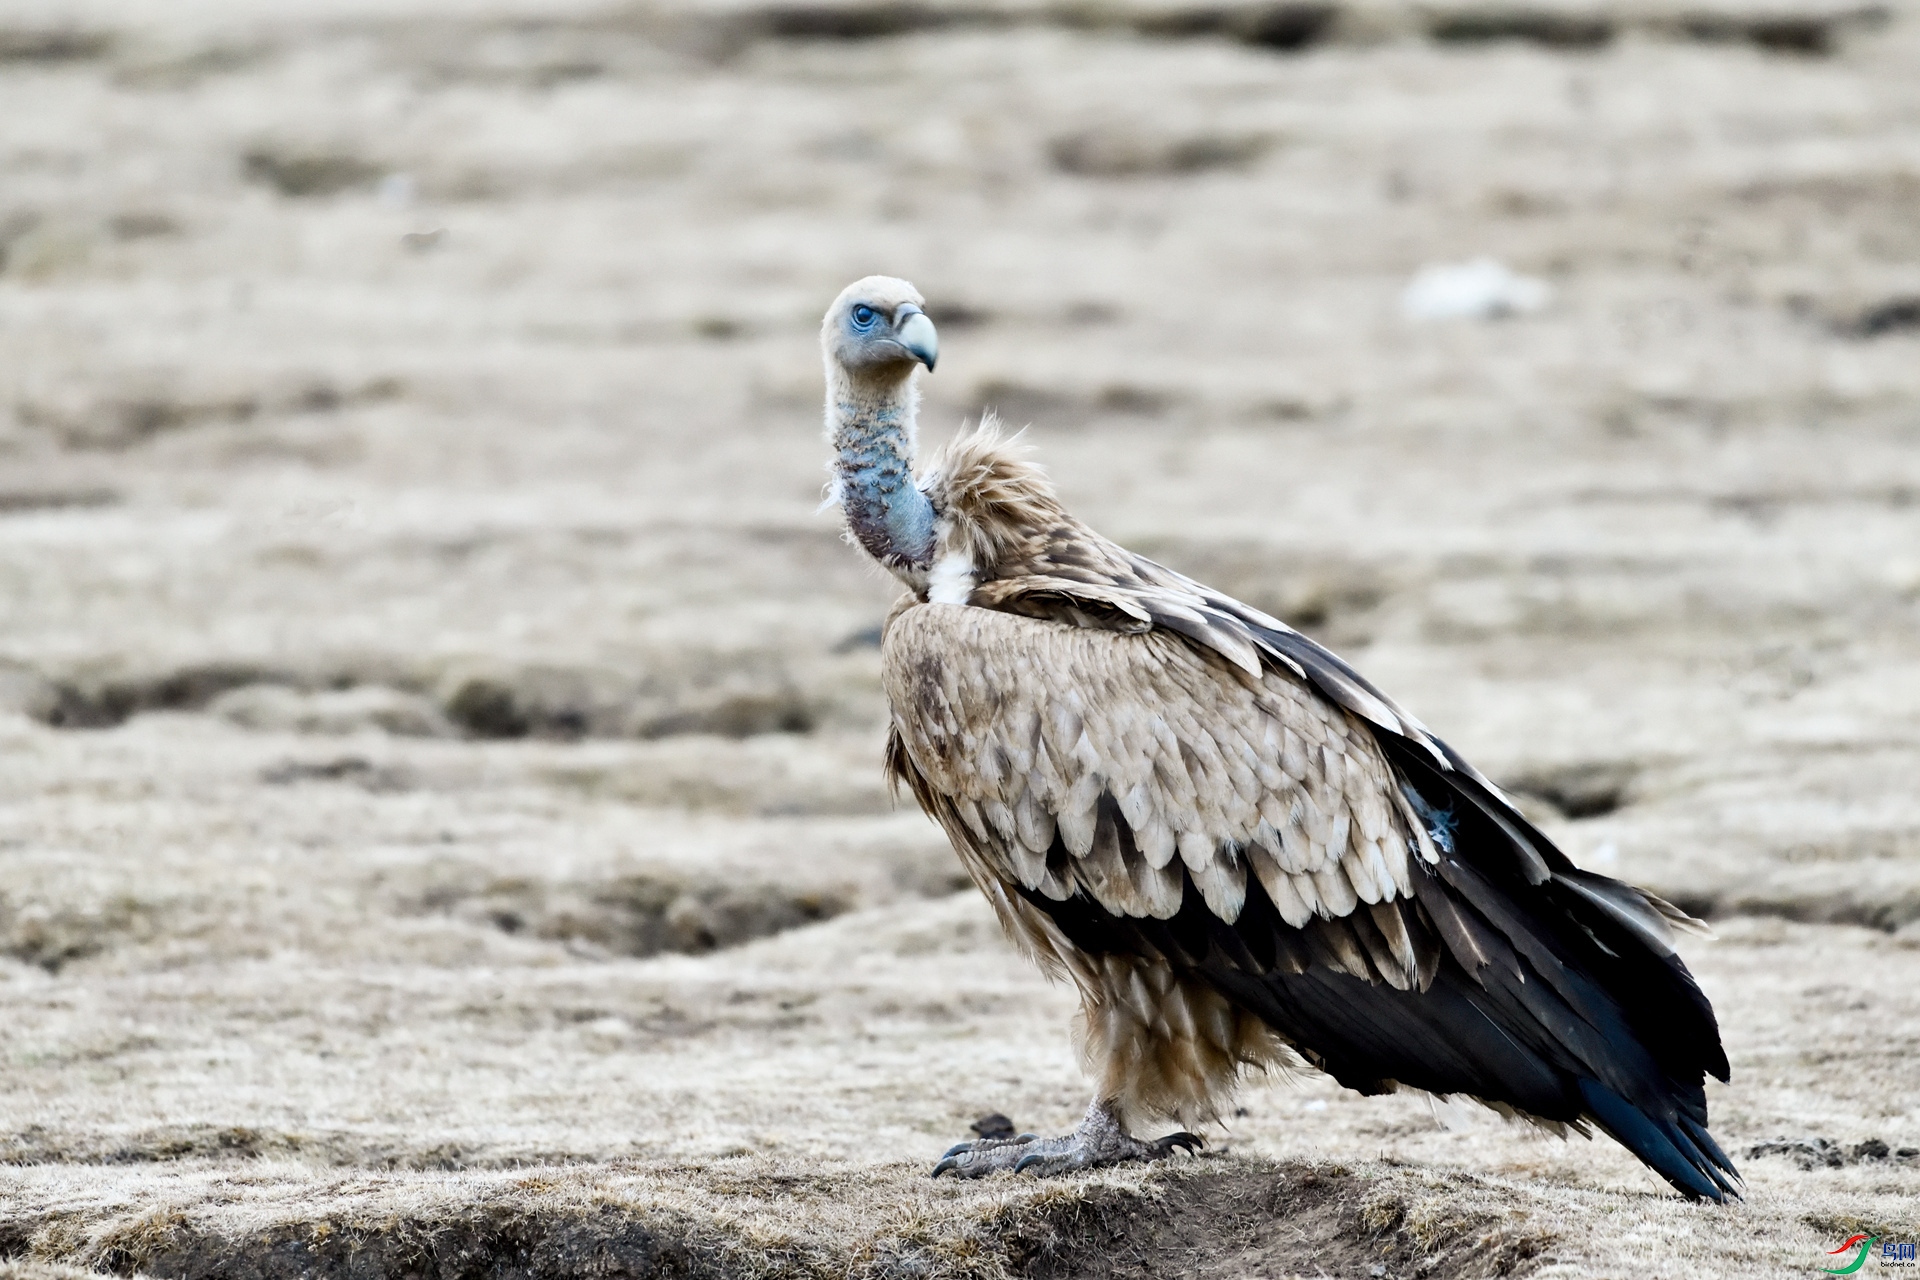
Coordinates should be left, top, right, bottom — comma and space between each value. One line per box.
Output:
895, 307, 938, 371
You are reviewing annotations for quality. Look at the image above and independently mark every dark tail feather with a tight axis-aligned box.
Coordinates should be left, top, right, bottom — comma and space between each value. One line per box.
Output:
1576, 1079, 1742, 1202
1664, 1115, 1742, 1200
1678, 1115, 1744, 1193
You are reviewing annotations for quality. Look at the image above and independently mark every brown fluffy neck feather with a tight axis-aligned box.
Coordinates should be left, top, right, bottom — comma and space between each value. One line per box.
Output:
921, 417, 1067, 578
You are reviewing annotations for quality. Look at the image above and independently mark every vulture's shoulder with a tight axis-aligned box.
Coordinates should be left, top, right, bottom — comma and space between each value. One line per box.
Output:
917, 425, 1457, 771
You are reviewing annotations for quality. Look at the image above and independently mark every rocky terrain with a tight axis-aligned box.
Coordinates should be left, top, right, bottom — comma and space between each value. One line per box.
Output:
1, 0, 1918, 1273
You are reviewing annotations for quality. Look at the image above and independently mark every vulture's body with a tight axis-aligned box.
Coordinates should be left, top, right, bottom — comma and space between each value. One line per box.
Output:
819, 277, 1738, 1200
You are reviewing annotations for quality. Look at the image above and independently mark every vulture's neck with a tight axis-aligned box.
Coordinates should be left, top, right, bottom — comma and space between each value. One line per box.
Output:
826, 367, 937, 573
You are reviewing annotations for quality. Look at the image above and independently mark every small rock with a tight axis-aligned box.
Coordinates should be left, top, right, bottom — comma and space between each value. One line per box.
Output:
970, 1113, 1016, 1140
1401, 257, 1551, 322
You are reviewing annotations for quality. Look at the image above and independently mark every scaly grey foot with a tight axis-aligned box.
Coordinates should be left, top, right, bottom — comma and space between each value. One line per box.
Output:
931, 1099, 1202, 1178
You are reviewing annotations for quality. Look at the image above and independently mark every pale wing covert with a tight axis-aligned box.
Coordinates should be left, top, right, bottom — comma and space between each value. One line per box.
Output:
884, 604, 1430, 932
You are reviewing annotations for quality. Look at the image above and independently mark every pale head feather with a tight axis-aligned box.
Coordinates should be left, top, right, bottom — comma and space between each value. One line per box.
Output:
820, 275, 927, 385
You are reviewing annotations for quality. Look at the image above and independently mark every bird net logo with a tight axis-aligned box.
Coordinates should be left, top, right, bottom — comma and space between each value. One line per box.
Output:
1823, 1234, 1918, 1273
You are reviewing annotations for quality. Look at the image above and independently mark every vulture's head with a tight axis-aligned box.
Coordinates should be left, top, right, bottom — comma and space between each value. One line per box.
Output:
821, 275, 939, 382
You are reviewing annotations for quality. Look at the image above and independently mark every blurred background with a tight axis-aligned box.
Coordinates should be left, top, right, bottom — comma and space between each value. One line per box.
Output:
1, 0, 1917, 1273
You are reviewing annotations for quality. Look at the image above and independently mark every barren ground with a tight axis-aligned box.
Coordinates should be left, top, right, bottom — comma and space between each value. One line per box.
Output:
1, 0, 1918, 1274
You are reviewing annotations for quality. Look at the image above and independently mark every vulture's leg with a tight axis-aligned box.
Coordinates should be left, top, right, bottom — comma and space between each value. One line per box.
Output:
930, 1098, 1201, 1178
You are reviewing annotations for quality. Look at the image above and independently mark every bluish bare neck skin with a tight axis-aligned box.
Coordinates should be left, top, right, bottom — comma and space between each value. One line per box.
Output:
830, 377, 936, 571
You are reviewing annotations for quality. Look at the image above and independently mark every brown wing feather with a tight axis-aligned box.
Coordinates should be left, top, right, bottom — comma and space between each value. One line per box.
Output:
883, 603, 1425, 964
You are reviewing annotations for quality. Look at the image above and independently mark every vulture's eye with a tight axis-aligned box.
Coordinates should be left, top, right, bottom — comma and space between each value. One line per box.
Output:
851, 304, 877, 328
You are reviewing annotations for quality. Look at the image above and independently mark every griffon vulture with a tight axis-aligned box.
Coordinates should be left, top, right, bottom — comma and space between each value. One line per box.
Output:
818, 276, 1738, 1201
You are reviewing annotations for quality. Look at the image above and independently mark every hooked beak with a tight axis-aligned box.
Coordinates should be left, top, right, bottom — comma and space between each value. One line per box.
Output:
894, 305, 938, 371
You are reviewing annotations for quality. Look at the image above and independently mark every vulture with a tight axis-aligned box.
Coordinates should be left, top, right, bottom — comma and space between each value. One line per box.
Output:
818, 276, 1738, 1201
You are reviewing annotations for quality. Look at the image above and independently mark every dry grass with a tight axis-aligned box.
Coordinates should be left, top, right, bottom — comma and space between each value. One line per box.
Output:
2, 0, 1919, 1273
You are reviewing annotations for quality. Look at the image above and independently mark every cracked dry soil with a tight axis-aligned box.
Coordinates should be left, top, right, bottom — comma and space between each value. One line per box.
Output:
3, 0, 1920, 1274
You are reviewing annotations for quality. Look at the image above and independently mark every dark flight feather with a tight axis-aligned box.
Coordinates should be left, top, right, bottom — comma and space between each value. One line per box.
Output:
1013, 826, 1738, 1200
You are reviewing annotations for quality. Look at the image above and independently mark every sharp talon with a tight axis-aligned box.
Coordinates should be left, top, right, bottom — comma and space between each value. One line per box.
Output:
932, 1157, 958, 1178
941, 1142, 972, 1159
1016, 1132, 1040, 1142
1152, 1131, 1203, 1157
1013, 1152, 1046, 1174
